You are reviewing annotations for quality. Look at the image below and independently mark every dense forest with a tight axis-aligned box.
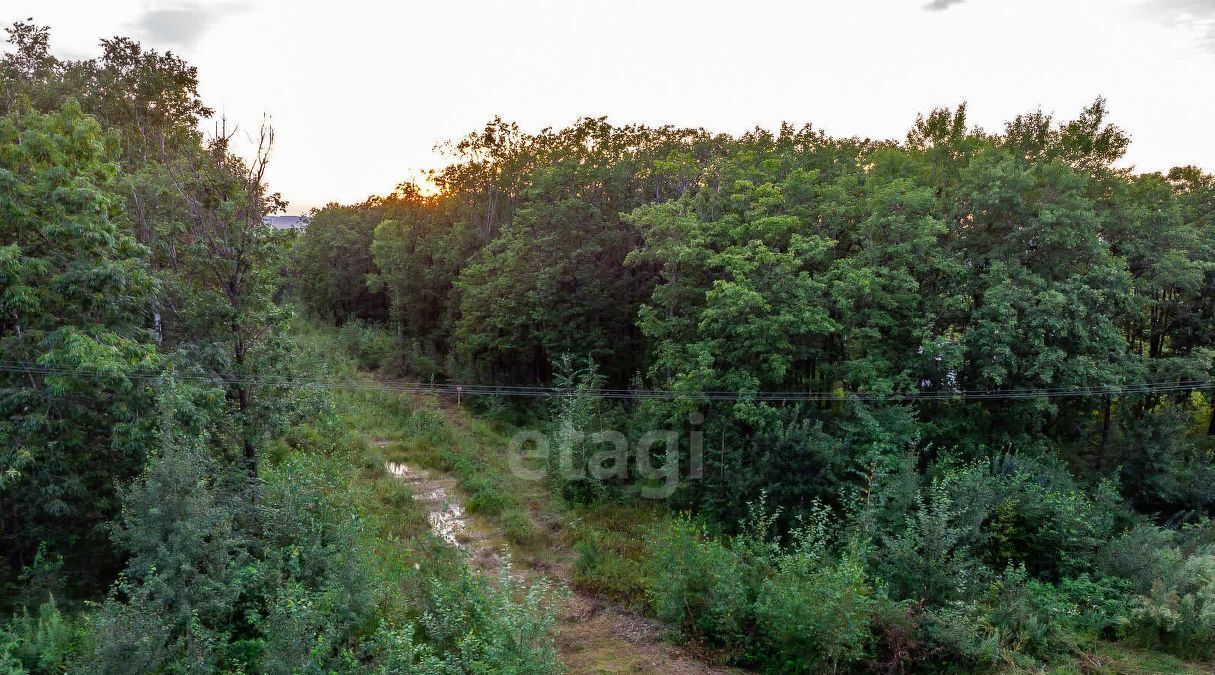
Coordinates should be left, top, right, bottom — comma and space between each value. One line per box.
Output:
301, 94, 1215, 519
297, 76, 1215, 670
4, 17, 1215, 675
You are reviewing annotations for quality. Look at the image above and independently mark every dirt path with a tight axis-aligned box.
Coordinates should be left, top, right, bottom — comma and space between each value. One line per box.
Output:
551, 590, 741, 674
382, 454, 510, 574
376, 404, 744, 675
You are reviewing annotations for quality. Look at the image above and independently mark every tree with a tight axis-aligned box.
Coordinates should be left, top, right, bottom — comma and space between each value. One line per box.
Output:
156, 123, 293, 484
297, 200, 387, 323
0, 100, 159, 596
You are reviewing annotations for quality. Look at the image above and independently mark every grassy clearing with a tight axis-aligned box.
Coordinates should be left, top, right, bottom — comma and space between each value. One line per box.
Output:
293, 321, 542, 553
562, 503, 669, 611
399, 399, 542, 549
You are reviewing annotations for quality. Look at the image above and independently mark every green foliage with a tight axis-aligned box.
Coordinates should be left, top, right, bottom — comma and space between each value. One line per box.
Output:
448, 119, 722, 386
0, 23, 569, 675
1098, 523, 1215, 659
297, 204, 387, 323
362, 564, 561, 674
334, 320, 402, 373
79, 428, 378, 672
879, 478, 991, 606
569, 536, 645, 607
986, 565, 1080, 663
642, 502, 876, 671
545, 356, 625, 504
646, 517, 755, 646
564, 505, 653, 609
307, 101, 1215, 671
69, 388, 563, 674
500, 508, 538, 546
752, 532, 873, 671
619, 491, 1207, 672
0, 598, 87, 675
0, 98, 160, 596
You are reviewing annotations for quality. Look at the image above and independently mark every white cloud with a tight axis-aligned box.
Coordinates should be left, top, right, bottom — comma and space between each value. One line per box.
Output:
924, 0, 967, 11
1142, 0, 1215, 53
129, 2, 247, 49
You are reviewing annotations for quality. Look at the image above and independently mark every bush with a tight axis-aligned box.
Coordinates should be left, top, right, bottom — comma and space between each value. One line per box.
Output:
919, 601, 1002, 667
565, 506, 654, 608
408, 407, 449, 439
336, 320, 400, 373
546, 356, 627, 505
987, 565, 1078, 663
1096, 522, 1215, 658
363, 564, 561, 674
641, 503, 900, 671
879, 480, 991, 606
1123, 546, 1215, 658
753, 549, 872, 672
1100, 523, 1179, 594
645, 518, 756, 647
978, 455, 1113, 580
0, 598, 86, 675
260, 453, 384, 619
1054, 574, 1134, 641
869, 599, 926, 673
464, 474, 509, 516
915, 569, 1133, 670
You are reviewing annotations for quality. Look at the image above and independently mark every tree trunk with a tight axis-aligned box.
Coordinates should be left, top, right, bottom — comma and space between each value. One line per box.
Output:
231, 314, 257, 483
239, 383, 257, 481
1098, 394, 1112, 470
1, 491, 23, 573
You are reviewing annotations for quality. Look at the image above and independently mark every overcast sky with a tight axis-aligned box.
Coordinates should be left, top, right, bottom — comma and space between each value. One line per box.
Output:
5, 0, 1214, 214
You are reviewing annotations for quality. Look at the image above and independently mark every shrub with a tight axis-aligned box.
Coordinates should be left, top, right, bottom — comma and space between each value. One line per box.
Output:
1054, 574, 1134, 641
645, 518, 755, 646
0, 598, 87, 675
1100, 523, 1178, 594
1123, 546, 1215, 658
987, 565, 1078, 663
465, 475, 509, 516
546, 356, 626, 505
369, 564, 561, 674
1099, 523, 1215, 658
868, 599, 926, 673
978, 456, 1112, 580
565, 506, 654, 608
919, 601, 1002, 667
336, 320, 400, 373
753, 549, 873, 672
407, 406, 449, 439
879, 480, 991, 606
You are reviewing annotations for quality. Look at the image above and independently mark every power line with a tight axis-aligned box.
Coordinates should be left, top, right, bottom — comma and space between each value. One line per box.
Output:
0, 360, 1211, 402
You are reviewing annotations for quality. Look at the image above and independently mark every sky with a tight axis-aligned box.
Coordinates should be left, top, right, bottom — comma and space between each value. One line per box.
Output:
3, 0, 1214, 214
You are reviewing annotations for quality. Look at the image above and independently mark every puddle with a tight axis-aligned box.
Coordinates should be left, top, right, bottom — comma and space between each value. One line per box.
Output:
386, 461, 470, 549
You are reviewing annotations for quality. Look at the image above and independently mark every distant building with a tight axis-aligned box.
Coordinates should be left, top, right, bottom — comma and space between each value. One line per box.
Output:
263, 215, 306, 230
